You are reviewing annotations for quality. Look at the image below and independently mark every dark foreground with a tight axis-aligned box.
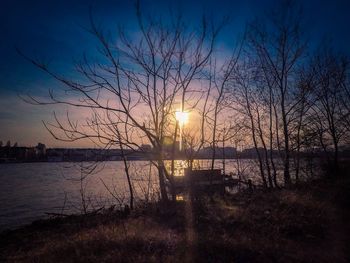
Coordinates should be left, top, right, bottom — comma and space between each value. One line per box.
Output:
1, 177, 350, 263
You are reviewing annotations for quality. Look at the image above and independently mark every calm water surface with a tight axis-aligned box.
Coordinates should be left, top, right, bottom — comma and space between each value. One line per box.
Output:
0, 159, 258, 230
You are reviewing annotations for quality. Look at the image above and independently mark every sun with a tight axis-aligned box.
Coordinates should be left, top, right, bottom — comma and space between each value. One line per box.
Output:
175, 110, 189, 125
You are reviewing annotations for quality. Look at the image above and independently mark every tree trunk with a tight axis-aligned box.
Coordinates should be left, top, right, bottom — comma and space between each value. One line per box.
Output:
281, 96, 291, 186
157, 158, 168, 202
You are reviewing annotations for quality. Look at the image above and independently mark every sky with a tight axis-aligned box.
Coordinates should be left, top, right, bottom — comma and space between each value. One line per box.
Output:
0, 0, 350, 148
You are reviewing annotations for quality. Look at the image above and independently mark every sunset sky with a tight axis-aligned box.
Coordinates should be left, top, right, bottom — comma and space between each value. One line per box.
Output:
1, 0, 350, 148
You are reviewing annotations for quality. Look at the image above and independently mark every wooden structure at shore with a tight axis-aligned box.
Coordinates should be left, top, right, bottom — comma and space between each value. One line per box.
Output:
172, 169, 240, 196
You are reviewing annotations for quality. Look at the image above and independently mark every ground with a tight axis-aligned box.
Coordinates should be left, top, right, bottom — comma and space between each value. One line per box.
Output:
1, 177, 350, 263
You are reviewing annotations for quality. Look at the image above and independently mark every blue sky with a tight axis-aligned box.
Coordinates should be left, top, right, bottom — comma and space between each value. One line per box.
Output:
0, 0, 349, 147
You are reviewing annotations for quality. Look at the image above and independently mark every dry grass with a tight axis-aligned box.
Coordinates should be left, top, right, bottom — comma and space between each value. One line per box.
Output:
0, 208, 186, 263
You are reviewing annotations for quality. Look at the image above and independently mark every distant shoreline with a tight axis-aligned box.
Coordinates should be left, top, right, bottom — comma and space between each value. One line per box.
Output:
0, 157, 255, 164
1, 156, 343, 164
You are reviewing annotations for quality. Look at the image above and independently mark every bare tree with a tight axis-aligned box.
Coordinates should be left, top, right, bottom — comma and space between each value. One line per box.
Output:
230, 59, 268, 188
19, 2, 226, 203
208, 43, 242, 173
246, 1, 307, 186
310, 48, 349, 176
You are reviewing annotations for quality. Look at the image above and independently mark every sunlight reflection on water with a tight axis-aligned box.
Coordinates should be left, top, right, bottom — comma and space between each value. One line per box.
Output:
0, 159, 261, 230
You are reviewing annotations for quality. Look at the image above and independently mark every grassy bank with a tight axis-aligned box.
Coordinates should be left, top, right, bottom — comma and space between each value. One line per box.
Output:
1, 177, 350, 263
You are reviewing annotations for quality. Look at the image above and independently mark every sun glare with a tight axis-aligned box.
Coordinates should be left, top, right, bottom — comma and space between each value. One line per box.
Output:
175, 110, 189, 125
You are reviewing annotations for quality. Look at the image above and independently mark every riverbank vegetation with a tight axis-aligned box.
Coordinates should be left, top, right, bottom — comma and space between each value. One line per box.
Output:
1, 173, 349, 262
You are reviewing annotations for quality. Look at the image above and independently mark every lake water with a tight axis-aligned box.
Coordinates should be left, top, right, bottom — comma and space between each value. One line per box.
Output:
0, 159, 260, 231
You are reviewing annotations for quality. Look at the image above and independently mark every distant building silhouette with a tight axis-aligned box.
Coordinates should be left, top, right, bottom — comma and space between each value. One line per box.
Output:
0, 141, 47, 162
